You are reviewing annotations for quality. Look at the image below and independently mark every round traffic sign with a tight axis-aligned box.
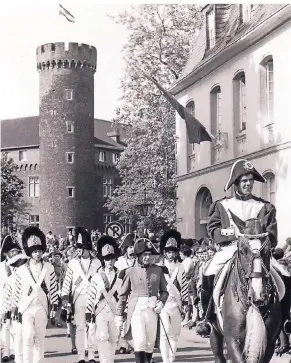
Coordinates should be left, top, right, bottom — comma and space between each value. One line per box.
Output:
105, 221, 124, 240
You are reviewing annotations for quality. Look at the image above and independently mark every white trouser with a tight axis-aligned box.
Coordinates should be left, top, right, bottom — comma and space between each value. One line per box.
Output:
1, 319, 12, 357
74, 294, 96, 361
22, 304, 47, 363
160, 301, 181, 363
204, 244, 291, 277
131, 307, 157, 353
11, 320, 23, 363
95, 306, 119, 363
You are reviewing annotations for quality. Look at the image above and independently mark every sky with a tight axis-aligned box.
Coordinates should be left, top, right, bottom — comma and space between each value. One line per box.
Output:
0, 3, 129, 121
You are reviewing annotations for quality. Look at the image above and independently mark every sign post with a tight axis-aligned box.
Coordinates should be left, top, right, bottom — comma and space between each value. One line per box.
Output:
105, 221, 124, 240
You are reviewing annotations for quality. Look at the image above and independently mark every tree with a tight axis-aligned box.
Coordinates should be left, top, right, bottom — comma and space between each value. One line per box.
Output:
1, 152, 25, 229
106, 5, 202, 233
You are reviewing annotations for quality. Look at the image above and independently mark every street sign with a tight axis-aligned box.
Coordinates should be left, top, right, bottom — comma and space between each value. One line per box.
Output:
105, 221, 124, 240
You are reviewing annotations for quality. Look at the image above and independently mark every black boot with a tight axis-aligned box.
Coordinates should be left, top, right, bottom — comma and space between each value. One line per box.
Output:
282, 276, 291, 334
135, 351, 146, 363
196, 274, 215, 337
145, 352, 153, 362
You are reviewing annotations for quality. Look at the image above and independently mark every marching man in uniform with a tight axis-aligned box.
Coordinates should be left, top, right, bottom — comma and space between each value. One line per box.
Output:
115, 238, 169, 363
61, 227, 101, 363
86, 236, 121, 363
115, 233, 136, 271
1, 246, 29, 363
12, 226, 59, 363
0, 235, 25, 362
159, 230, 188, 363
114, 233, 136, 354
196, 158, 291, 337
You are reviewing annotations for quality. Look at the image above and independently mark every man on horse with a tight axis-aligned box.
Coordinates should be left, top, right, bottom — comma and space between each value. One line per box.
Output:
196, 158, 291, 337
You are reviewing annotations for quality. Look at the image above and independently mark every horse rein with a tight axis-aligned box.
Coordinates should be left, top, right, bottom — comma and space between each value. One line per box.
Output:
238, 233, 270, 278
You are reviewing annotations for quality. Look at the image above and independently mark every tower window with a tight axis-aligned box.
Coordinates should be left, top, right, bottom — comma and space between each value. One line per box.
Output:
66, 121, 74, 133
65, 89, 73, 101
112, 153, 119, 164
99, 151, 106, 162
210, 86, 222, 134
103, 178, 113, 197
29, 215, 39, 227
233, 72, 247, 132
104, 214, 113, 226
67, 187, 75, 198
28, 176, 39, 197
19, 150, 27, 162
260, 57, 274, 123
66, 152, 75, 164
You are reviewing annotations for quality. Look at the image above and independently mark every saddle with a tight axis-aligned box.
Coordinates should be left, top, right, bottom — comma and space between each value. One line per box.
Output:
212, 257, 285, 330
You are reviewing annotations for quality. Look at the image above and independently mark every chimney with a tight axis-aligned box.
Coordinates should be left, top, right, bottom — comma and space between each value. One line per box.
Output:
107, 126, 121, 144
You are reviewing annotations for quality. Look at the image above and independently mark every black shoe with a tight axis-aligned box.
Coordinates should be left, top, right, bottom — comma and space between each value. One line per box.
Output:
89, 360, 97, 363
196, 320, 212, 336
145, 352, 153, 363
2, 357, 9, 362
135, 351, 146, 363
78, 360, 85, 363
71, 347, 77, 354
10, 354, 15, 360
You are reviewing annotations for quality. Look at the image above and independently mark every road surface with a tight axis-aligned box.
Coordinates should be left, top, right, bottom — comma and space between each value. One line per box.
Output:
43, 324, 289, 363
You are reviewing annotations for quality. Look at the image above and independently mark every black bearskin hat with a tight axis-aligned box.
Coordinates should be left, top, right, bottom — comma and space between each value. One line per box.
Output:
22, 226, 46, 256
75, 227, 92, 251
97, 235, 120, 260
0, 235, 22, 262
160, 230, 182, 253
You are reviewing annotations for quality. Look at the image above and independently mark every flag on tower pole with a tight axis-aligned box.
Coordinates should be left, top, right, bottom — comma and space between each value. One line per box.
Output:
140, 69, 214, 144
59, 4, 75, 23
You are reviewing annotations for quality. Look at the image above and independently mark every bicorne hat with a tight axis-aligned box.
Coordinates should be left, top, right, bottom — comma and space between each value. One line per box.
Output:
160, 230, 182, 253
0, 235, 22, 262
133, 238, 159, 256
75, 227, 92, 251
119, 233, 136, 252
224, 159, 266, 191
7, 253, 28, 268
97, 235, 120, 259
22, 226, 46, 256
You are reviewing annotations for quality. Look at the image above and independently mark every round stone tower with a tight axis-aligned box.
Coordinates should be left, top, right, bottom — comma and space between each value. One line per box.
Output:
37, 42, 97, 235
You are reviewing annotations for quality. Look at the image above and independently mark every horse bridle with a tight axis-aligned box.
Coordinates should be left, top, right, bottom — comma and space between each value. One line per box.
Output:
237, 232, 270, 278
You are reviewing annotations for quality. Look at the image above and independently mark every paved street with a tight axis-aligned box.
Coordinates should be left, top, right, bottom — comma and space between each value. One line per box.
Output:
43, 324, 289, 363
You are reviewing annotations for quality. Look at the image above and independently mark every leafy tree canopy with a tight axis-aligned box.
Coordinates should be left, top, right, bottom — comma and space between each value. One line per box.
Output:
106, 5, 202, 233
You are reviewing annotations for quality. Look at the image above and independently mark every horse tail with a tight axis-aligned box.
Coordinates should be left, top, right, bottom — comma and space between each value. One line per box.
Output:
243, 304, 267, 363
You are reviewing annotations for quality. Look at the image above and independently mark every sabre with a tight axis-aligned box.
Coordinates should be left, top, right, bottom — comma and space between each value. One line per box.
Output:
159, 315, 174, 355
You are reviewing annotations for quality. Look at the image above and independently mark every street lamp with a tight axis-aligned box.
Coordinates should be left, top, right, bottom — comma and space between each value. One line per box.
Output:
136, 188, 154, 217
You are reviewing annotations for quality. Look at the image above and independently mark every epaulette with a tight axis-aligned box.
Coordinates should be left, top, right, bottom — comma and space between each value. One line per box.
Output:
118, 267, 131, 279
252, 195, 270, 204
209, 197, 228, 215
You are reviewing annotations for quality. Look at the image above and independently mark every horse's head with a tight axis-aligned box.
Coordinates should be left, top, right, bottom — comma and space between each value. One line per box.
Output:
229, 210, 272, 306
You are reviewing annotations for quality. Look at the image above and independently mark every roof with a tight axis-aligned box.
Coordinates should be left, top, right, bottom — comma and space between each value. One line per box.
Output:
174, 4, 289, 90
1, 116, 39, 149
1, 116, 126, 150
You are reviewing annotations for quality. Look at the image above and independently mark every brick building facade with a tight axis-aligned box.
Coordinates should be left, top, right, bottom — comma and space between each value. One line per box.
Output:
1, 42, 127, 236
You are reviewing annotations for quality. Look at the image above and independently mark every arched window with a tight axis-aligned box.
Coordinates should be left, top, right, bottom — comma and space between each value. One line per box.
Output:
262, 172, 276, 205
260, 56, 274, 123
195, 187, 213, 239
186, 100, 195, 172
233, 71, 246, 133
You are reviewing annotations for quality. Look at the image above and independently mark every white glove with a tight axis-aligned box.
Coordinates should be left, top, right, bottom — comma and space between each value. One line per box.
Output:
114, 315, 123, 331
154, 301, 164, 314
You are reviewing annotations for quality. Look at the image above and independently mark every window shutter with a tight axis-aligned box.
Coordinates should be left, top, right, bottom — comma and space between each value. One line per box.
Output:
260, 66, 266, 117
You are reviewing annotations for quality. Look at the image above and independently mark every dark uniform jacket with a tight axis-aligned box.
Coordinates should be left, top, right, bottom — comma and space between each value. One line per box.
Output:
207, 194, 277, 247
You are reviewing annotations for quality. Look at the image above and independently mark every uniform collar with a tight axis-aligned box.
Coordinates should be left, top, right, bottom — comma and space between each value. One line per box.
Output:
234, 192, 253, 201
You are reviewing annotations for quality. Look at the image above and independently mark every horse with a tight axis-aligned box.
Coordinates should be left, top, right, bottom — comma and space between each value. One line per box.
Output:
209, 212, 282, 363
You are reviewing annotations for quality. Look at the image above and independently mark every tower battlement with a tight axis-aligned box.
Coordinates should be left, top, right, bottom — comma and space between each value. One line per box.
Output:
36, 42, 97, 72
